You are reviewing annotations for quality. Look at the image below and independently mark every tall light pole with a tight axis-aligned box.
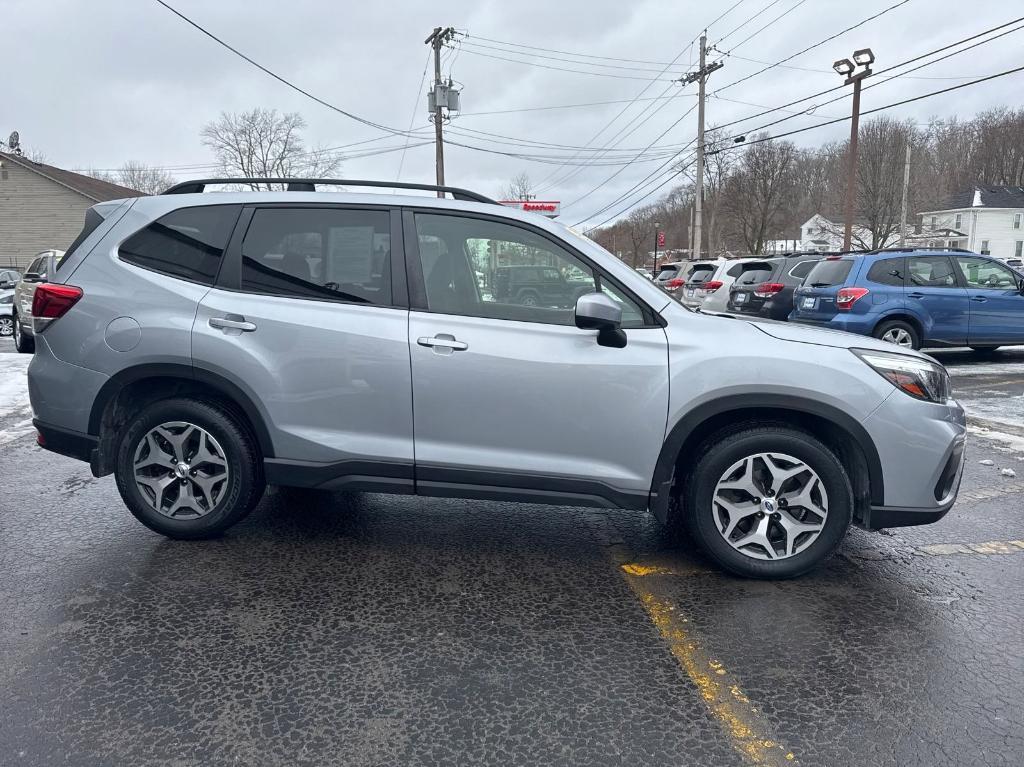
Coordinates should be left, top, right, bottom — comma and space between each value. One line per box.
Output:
834, 48, 874, 252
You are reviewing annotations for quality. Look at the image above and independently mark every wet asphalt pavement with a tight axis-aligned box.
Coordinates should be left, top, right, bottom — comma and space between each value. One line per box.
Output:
1, 339, 1022, 766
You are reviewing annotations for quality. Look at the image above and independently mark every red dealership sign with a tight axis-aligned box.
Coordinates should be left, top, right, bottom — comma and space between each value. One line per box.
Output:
499, 200, 561, 218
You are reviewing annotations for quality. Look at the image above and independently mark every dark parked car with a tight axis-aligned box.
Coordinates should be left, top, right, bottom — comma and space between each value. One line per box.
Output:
726, 254, 821, 320
790, 248, 1024, 350
493, 264, 591, 308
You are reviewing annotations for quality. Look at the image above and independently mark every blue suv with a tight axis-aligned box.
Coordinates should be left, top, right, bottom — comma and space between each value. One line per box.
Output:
790, 249, 1024, 351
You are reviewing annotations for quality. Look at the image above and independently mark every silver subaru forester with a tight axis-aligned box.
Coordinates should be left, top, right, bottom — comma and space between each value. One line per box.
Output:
27, 178, 966, 579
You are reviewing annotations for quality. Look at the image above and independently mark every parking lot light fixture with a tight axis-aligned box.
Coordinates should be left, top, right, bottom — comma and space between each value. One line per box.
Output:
853, 48, 875, 66
833, 58, 855, 76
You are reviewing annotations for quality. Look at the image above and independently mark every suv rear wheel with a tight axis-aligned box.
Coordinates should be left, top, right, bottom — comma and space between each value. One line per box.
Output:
114, 398, 265, 539
13, 314, 34, 353
873, 319, 919, 350
681, 425, 853, 579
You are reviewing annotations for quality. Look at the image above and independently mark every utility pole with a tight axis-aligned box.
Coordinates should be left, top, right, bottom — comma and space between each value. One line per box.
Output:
425, 26, 456, 196
680, 35, 722, 261
898, 143, 911, 247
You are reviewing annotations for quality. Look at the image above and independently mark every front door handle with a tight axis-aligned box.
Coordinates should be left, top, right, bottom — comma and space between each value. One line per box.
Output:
209, 315, 257, 332
417, 334, 468, 351
970, 296, 987, 303
907, 292, 924, 299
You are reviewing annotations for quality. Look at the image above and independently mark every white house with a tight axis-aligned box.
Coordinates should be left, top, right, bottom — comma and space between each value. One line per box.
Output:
919, 187, 1024, 260
793, 214, 899, 253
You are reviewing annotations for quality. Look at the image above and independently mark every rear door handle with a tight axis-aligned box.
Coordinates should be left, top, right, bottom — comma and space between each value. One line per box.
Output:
209, 315, 257, 332
970, 296, 987, 303
417, 334, 468, 351
907, 292, 924, 299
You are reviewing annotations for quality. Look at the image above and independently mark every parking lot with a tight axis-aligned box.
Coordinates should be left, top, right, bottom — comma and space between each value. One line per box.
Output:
1, 337, 1022, 766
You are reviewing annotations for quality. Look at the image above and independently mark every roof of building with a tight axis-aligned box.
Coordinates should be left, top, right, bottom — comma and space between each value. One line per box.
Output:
0, 151, 145, 201
927, 186, 1024, 212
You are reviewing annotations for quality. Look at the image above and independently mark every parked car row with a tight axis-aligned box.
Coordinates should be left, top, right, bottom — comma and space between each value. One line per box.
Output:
660, 248, 1024, 351
9, 250, 66, 352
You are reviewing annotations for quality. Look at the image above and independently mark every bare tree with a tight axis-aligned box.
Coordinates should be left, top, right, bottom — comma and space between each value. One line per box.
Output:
502, 172, 535, 200
200, 108, 341, 188
625, 206, 656, 267
845, 116, 917, 250
115, 161, 176, 194
722, 135, 798, 254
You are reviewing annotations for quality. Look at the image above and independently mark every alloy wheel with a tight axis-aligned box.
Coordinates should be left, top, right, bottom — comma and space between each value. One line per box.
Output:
880, 327, 913, 347
133, 421, 229, 518
712, 452, 829, 560
13, 317, 21, 344
0, 317, 12, 337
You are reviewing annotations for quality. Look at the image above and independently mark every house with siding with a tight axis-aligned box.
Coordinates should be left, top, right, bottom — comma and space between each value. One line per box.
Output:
918, 187, 1024, 260
0, 151, 143, 269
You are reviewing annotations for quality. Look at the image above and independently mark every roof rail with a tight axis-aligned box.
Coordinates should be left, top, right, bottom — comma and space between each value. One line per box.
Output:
868, 246, 976, 254
161, 178, 498, 205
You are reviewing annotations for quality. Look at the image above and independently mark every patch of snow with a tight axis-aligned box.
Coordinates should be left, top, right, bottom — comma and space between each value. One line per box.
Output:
979, 459, 995, 466
972, 189, 982, 207
1001, 468, 1017, 478
970, 426, 1024, 455
0, 353, 32, 419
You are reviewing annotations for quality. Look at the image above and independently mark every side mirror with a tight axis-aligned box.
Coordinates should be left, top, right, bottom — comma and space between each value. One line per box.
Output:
575, 292, 627, 348
22, 273, 41, 284
1018, 278, 1024, 294
0, 281, 13, 289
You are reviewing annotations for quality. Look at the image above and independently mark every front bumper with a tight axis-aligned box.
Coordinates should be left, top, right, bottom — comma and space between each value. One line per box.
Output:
859, 391, 967, 529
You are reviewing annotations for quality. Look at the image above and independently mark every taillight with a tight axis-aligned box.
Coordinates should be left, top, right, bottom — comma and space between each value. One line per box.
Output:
836, 287, 869, 310
665, 277, 685, 290
31, 283, 83, 329
753, 282, 785, 298
703, 280, 723, 293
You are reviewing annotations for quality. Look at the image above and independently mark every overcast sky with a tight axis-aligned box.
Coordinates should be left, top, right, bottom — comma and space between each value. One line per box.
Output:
5, 0, 1021, 226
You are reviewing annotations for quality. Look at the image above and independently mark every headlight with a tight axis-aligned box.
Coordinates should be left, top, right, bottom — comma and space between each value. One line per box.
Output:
853, 349, 951, 403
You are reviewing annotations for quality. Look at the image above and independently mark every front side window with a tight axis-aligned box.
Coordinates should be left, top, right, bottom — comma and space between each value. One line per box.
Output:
240, 208, 392, 306
955, 256, 1017, 289
907, 256, 957, 288
414, 213, 645, 327
120, 205, 239, 286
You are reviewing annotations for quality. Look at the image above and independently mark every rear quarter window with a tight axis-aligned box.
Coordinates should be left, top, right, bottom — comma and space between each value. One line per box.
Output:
805, 259, 854, 287
57, 208, 106, 270
119, 205, 241, 286
787, 260, 818, 280
866, 257, 905, 286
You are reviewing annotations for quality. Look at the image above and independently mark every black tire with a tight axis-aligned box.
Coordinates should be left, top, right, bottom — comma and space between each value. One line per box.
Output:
13, 314, 34, 353
969, 345, 1000, 352
872, 319, 920, 350
681, 424, 853, 579
114, 397, 265, 539
517, 291, 540, 307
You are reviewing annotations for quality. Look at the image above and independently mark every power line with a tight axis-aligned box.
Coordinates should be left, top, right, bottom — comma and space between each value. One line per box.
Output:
449, 45, 675, 80
714, 0, 787, 47
396, 50, 433, 181
586, 62, 1024, 230
152, 0, 414, 138
457, 93, 695, 117
456, 40, 675, 73
712, 0, 914, 94
722, 0, 810, 54
724, 51, 986, 79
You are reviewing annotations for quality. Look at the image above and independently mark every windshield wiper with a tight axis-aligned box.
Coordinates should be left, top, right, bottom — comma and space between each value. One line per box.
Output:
809, 282, 832, 287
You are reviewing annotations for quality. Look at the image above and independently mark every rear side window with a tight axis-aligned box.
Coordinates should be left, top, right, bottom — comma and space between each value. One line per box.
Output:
805, 259, 853, 287
120, 205, 239, 286
788, 260, 817, 280
866, 257, 905, 286
57, 208, 106, 270
240, 207, 392, 306
907, 256, 957, 287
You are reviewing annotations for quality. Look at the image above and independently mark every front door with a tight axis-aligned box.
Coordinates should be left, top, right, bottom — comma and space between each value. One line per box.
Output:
193, 204, 415, 483
905, 255, 969, 345
954, 255, 1024, 345
405, 210, 669, 508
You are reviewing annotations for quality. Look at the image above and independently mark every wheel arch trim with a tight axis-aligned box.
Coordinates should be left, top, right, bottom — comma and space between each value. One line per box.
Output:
87, 362, 275, 458
649, 393, 884, 522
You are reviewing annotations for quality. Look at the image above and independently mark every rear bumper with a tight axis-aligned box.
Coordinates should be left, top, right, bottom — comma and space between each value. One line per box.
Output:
791, 315, 874, 335
33, 419, 98, 465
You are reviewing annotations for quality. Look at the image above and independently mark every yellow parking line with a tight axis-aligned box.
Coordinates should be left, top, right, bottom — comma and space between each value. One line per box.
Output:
918, 539, 1024, 556
622, 565, 796, 765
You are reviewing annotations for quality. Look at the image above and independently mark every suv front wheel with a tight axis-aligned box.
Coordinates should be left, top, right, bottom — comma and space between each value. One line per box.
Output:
114, 398, 265, 539
682, 425, 853, 579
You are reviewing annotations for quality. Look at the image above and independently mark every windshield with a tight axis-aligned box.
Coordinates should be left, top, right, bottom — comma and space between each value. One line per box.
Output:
805, 259, 854, 287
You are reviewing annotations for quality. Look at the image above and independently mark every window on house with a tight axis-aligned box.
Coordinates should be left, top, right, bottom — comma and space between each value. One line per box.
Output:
930, 216, 936, 229
954, 213, 962, 230
1016, 241, 1023, 258
1014, 213, 1021, 230
980, 240, 990, 254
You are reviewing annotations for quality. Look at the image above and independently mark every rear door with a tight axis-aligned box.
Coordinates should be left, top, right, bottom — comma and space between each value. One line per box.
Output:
405, 209, 669, 505
953, 255, 1024, 345
193, 204, 415, 479
905, 255, 969, 345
